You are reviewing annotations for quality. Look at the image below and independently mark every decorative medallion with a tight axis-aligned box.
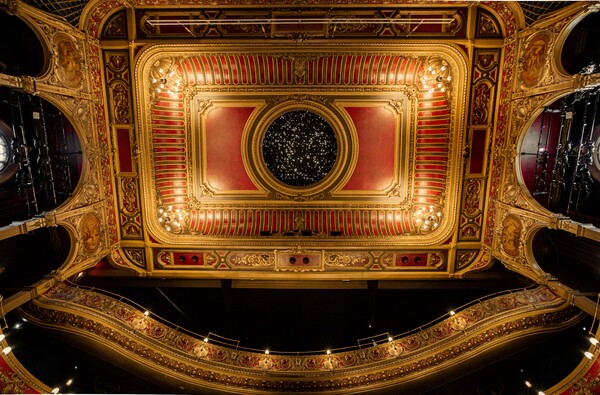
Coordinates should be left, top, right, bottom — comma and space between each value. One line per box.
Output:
54, 33, 83, 89
500, 214, 522, 257
80, 212, 101, 253
520, 31, 551, 88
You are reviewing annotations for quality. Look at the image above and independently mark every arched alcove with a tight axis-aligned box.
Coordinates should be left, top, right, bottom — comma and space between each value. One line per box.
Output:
0, 226, 70, 296
0, 12, 45, 76
519, 88, 600, 225
560, 11, 600, 75
532, 228, 600, 293
0, 87, 83, 226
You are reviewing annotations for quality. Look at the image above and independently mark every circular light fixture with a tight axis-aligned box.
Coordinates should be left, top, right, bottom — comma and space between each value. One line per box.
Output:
262, 110, 337, 187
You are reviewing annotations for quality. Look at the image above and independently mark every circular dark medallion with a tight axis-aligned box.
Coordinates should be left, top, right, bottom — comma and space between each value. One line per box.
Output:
262, 110, 337, 187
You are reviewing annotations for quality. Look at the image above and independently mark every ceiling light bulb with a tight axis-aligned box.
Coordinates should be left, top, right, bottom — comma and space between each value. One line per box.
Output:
2, 346, 11, 355
449, 311, 455, 316
66, 379, 73, 386
590, 337, 599, 346
326, 349, 331, 355
524, 380, 532, 388
388, 336, 393, 342
0, 334, 5, 342
51, 388, 59, 394
144, 310, 150, 316
203, 337, 209, 343
538, 392, 546, 395
584, 351, 594, 359
265, 349, 269, 355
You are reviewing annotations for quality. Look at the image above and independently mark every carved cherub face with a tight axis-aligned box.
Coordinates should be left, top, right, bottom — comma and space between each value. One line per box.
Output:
81, 213, 101, 253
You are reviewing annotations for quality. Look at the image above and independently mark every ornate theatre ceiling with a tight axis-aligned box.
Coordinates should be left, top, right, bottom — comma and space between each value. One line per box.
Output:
91, 2, 506, 281
3, 1, 600, 394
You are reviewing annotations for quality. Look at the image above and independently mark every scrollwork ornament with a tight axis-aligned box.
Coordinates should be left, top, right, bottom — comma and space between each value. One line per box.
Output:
124, 248, 145, 267
269, 94, 329, 106
0, 371, 28, 394
325, 253, 369, 267
230, 253, 274, 267
503, 176, 535, 211
276, 54, 323, 81
571, 375, 600, 395
274, 192, 325, 202
388, 99, 404, 115
121, 177, 138, 214
386, 185, 402, 198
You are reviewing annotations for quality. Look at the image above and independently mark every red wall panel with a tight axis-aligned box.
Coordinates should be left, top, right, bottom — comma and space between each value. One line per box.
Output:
342, 107, 395, 190
205, 106, 258, 191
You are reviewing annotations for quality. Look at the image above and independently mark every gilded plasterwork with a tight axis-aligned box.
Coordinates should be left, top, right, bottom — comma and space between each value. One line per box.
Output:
23, 283, 580, 393
135, 43, 467, 248
520, 31, 552, 88
80, 212, 101, 253
53, 33, 83, 89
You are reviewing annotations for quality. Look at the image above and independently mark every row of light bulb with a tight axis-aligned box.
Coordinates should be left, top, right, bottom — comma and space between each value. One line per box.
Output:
0, 321, 75, 394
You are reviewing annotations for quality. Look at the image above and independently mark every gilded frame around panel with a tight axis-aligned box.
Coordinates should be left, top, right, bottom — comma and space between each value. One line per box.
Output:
134, 42, 468, 247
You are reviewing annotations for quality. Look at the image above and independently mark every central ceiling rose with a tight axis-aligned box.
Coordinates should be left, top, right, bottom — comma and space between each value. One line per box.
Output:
262, 110, 337, 187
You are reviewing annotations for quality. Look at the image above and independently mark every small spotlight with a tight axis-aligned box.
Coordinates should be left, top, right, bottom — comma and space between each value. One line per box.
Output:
2, 346, 11, 355
585, 351, 594, 359
590, 337, 599, 346
524, 380, 532, 388
51, 388, 59, 394
144, 311, 150, 316
326, 349, 331, 355
66, 379, 73, 386
388, 336, 393, 342
449, 311, 456, 316
538, 392, 546, 395
13, 323, 21, 330
265, 349, 269, 355
0, 334, 5, 342
203, 337, 209, 343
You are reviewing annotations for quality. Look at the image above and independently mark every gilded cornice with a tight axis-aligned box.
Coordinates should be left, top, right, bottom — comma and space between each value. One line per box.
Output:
21, 283, 582, 393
